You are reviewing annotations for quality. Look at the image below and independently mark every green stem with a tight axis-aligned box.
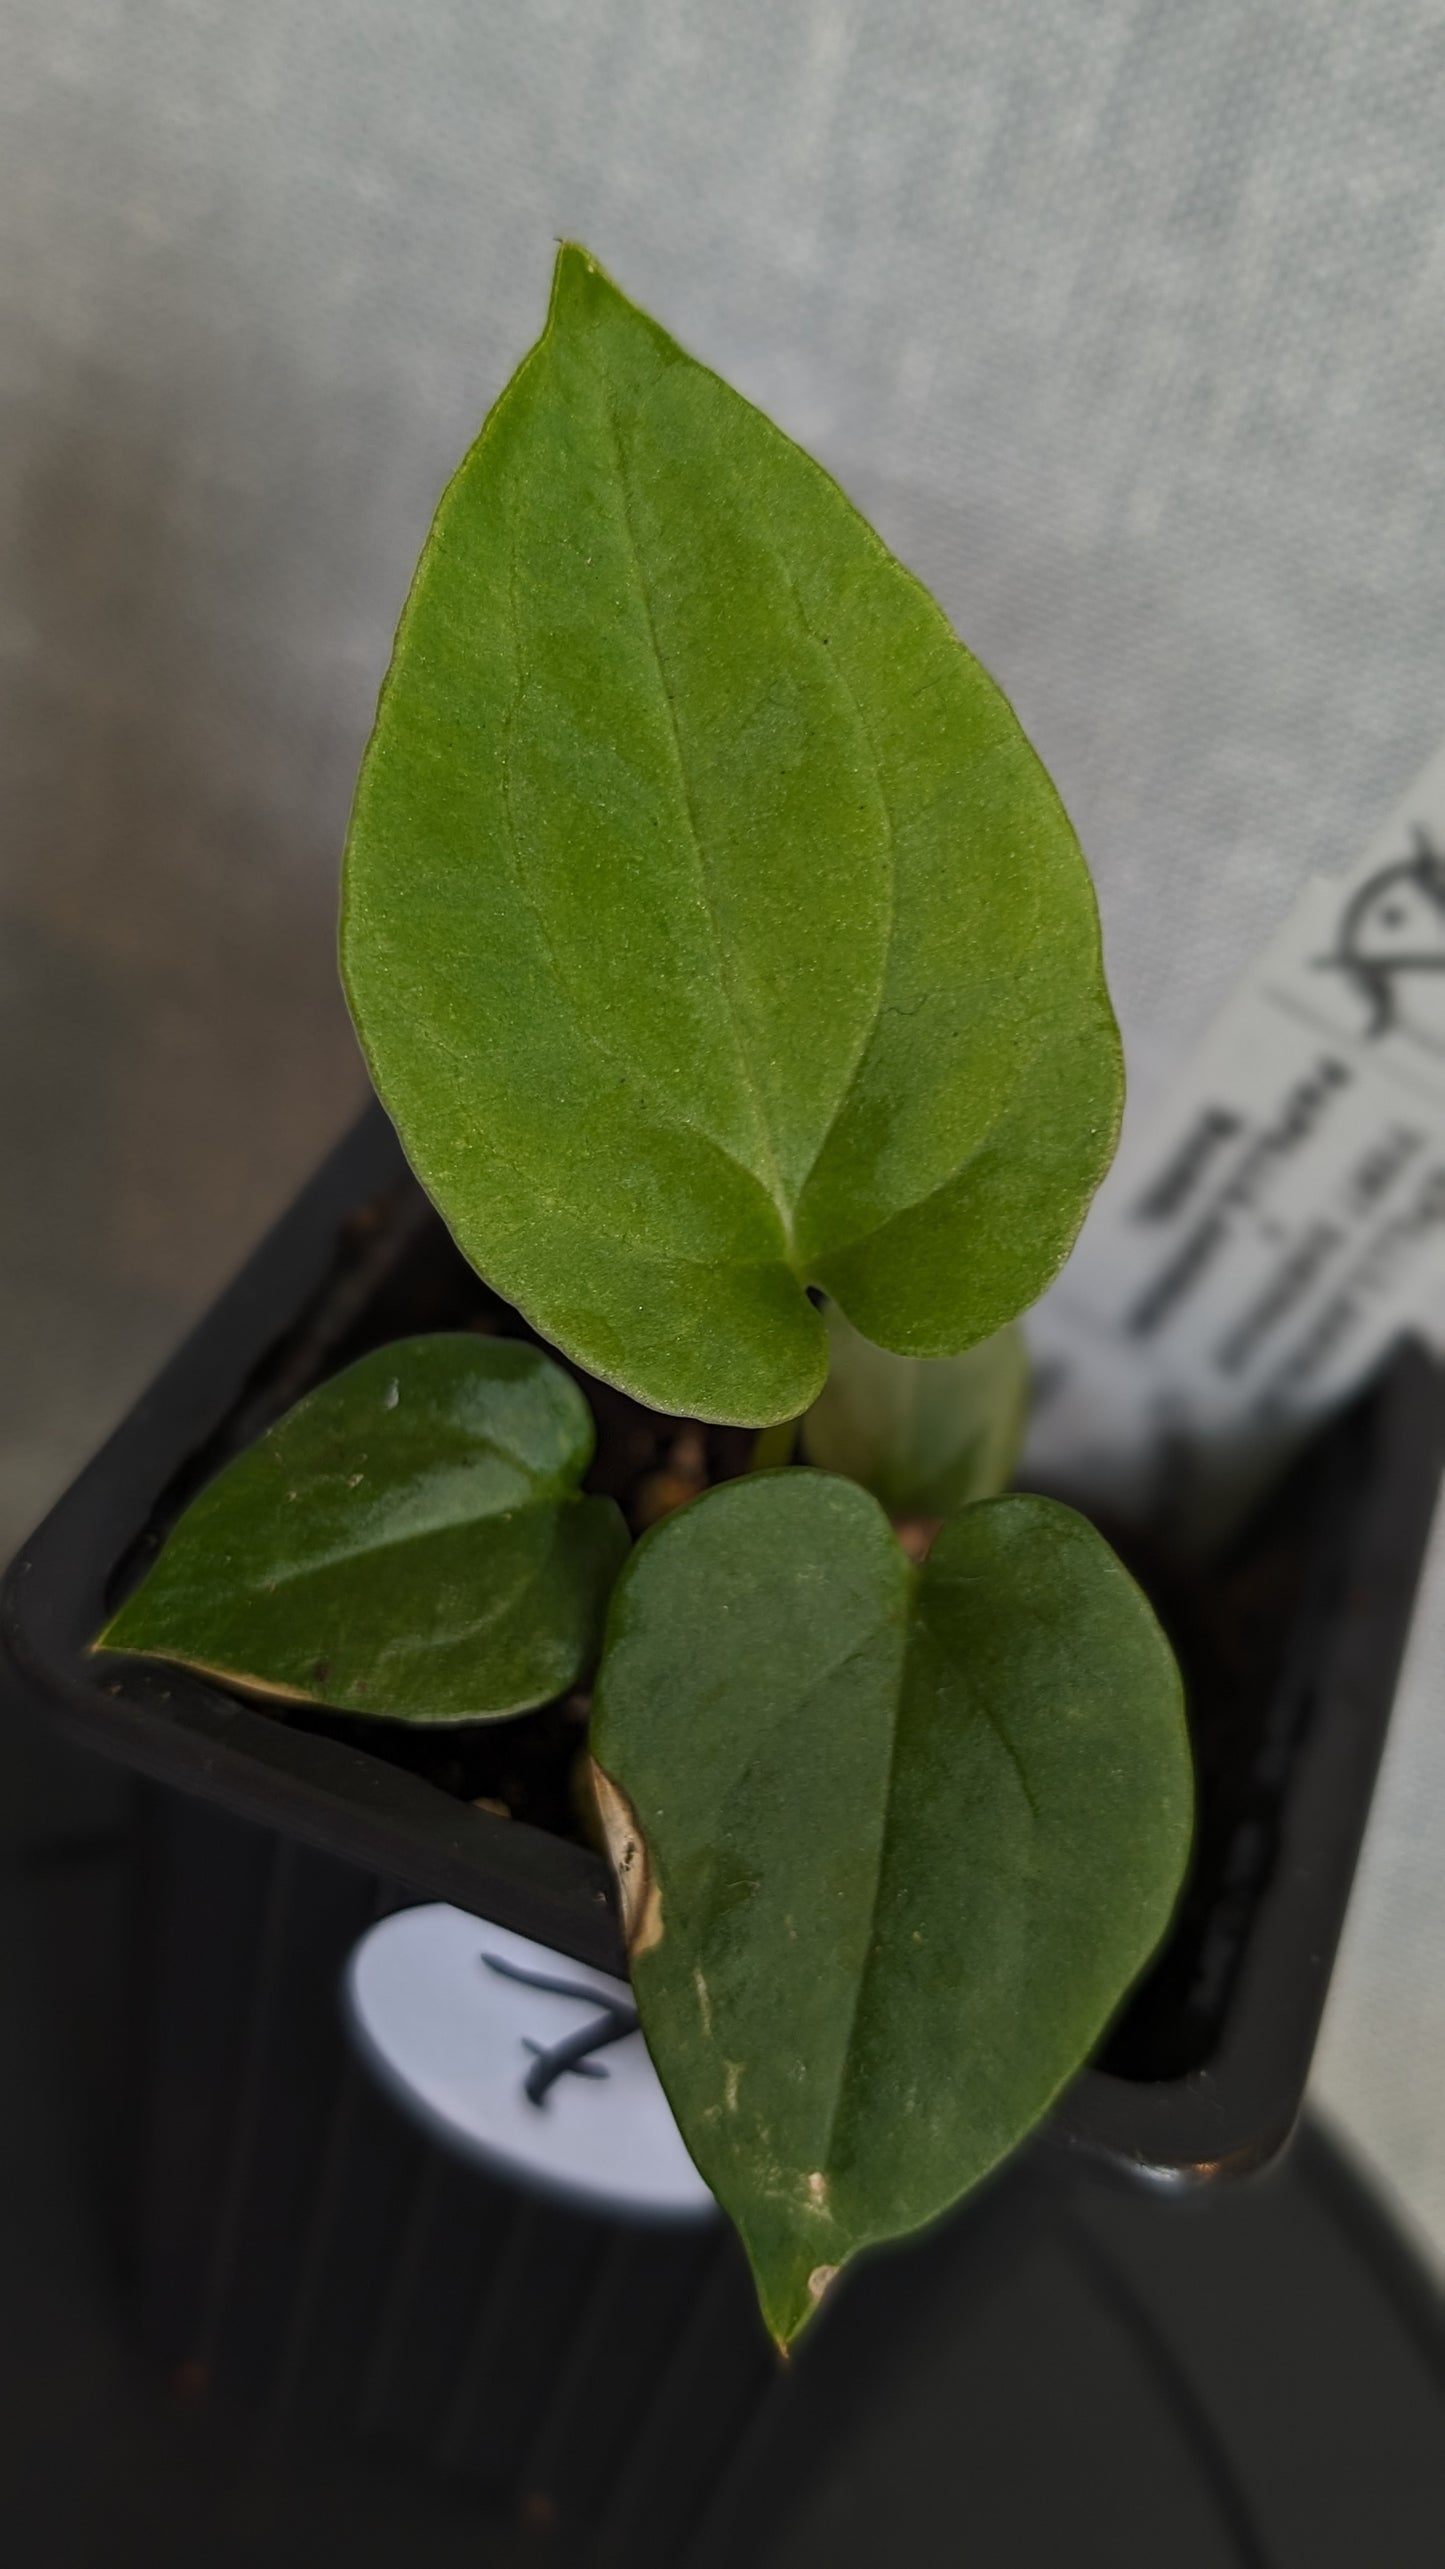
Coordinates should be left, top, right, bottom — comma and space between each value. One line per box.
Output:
749, 1416, 801, 1473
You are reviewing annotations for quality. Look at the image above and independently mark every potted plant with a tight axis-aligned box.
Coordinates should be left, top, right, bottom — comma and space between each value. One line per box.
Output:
4, 247, 1440, 2541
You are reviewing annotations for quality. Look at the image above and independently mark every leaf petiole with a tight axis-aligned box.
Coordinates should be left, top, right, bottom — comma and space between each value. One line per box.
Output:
748, 1417, 802, 1473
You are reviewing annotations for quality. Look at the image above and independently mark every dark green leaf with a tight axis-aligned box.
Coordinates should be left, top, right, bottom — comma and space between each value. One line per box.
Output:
801, 1304, 1028, 1517
342, 244, 1122, 1426
592, 1472, 1190, 2345
98, 1337, 628, 1722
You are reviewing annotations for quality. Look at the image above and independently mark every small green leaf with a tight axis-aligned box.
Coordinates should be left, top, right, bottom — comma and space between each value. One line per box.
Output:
342, 243, 1122, 1426
592, 1472, 1190, 2346
98, 1337, 628, 1722
801, 1305, 1028, 1518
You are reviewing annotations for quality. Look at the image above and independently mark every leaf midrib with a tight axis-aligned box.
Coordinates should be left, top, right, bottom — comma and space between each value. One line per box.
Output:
813, 1583, 1041, 2186
774, 557, 899, 1213
601, 386, 794, 1241
497, 519, 790, 1229
810, 1597, 912, 2187
241, 1484, 574, 1591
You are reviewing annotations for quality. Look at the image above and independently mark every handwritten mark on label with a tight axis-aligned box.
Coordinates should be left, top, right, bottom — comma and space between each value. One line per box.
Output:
344, 1904, 714, 2220
481, 1951, 640, 2107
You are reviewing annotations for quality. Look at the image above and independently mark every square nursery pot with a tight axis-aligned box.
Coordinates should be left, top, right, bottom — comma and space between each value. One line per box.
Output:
4, 1104, 1443, 2555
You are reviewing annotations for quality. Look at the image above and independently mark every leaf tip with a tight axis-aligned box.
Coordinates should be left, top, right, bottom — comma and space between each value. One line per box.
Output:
91, 1602, 136, 1657
767, 2260, 840, 2354
549, 238, 623, 328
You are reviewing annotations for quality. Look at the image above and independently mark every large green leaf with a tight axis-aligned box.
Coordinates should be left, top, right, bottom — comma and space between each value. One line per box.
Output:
342, 244, 1122, 1426
591, 1472, 1190, 2346
98, 1337, 628, 1721
801, 1303, 1028, 1518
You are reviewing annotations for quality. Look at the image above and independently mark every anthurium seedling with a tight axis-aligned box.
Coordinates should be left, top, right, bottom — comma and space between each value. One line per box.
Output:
97, 244, 1192, 2348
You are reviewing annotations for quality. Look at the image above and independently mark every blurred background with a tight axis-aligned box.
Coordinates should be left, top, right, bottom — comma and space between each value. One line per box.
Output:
3, 0, 1444, 2314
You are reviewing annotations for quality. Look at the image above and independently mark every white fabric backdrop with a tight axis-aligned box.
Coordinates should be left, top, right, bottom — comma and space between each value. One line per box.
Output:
3, 0, 1443, 2256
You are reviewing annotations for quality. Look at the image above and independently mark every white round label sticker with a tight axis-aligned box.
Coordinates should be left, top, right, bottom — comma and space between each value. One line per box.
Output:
343, 1903, 715, 2223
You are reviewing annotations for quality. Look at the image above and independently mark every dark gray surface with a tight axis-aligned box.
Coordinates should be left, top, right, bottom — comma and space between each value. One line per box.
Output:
1, 1692, 1441, 2567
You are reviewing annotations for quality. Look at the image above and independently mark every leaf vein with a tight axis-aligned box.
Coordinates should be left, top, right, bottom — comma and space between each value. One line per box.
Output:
251, 1493, 567, 1589
492, 518, 785, 1223
775, 565, 898, 1211
601, 391, 793, 1236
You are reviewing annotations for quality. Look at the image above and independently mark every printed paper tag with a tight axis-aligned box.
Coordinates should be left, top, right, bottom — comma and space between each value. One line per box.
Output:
344, 1904, 715, 2222
1024, 738, 1445, 1548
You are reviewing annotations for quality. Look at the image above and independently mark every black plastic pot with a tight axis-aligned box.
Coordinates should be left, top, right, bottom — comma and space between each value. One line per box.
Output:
127, 1783, 775, 2560
3, 1104, 1442, 2539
